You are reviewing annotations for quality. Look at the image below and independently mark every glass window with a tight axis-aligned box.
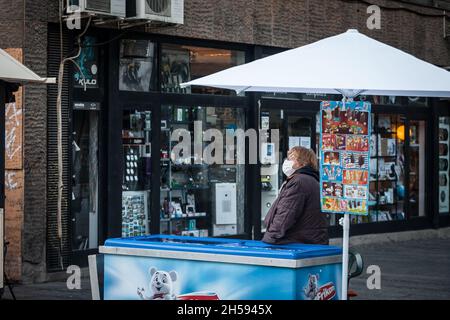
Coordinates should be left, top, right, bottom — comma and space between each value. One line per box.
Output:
119, 39, 157, 92
122, 110, 152, 237
260, 109, 283, 232
363, 95, 402, 105
160, 105, 246, 237
71, 110, 99, 250
408, 120, 426, 218
363, 114, 407, 224
160, 44, 245, 95
260, 108, 318, 232
439, 117, 450, 215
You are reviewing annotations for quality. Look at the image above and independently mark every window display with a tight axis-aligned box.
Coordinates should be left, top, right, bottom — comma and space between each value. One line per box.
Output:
122, 110, 152, 237
160, 44, 245, 95
160, 105, 245, 237
365, 114, 406, 223
408, 120, 426, 218
119, 39, 157, 92
260, 109, 283, 232
439, 117, 449, 214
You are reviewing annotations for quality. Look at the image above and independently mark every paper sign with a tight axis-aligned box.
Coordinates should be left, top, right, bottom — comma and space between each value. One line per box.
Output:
320, 101, 371, 215
289, 136, 300, 149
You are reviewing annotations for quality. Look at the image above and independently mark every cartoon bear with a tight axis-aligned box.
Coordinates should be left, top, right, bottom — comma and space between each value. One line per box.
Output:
304, 274, 319, 300
137, 267, 178, 300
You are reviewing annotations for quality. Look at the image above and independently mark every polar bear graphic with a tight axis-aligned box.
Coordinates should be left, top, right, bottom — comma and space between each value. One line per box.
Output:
304, 274, 319, 300
137, 267, 178, 300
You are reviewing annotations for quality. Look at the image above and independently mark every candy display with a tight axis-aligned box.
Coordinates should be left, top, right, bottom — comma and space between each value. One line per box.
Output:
320, 101, 371, 215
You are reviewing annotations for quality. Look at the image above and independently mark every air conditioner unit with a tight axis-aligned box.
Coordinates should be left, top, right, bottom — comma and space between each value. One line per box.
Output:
127, 0, 184, 24
67, 0, 126, 17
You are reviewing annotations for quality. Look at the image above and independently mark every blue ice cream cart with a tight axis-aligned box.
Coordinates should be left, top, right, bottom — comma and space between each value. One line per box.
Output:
98, 235, 342, 300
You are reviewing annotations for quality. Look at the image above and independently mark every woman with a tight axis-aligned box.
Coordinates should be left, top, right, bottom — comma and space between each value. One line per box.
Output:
262, 146, 329, 245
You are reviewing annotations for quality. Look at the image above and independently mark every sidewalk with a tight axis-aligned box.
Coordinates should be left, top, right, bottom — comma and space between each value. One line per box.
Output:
1, 236, 449, 300
350, 238, 450, 300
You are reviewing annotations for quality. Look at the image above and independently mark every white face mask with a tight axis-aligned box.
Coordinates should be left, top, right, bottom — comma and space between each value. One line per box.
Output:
282, 159, 296, 177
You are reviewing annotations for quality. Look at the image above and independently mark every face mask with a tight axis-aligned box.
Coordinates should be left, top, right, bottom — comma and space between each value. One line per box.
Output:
282, 159, 296, 177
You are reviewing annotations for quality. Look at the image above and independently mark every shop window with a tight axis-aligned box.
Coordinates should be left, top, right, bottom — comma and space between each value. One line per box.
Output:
439, 117, 450, 215
358, 95, 402, 106
160, 105, 246, 237
259, 108, 319, 232
71, 110, 99, 250
119, 39, 157, 92
360, 114, 407, 224
160, 44, 245, 95
260, 109, 283, 232
408, 120, 426, 218
407, 97, 428, 107
122, 110, 152, 237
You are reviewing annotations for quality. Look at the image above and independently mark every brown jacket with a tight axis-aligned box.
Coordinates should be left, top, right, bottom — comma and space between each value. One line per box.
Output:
262, 166, 329, 245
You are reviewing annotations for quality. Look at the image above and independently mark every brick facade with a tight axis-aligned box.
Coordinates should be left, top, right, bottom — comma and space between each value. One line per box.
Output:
1, 0, 450, 282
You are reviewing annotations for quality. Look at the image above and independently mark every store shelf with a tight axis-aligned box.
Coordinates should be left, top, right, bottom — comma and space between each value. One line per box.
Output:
170, 215, 208, 220
171, 185, 210, 191
172, 163, 208, 168
171, 121, 192, 125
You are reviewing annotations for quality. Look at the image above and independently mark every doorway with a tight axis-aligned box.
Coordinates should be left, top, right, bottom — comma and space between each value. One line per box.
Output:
259, 99, 318, 233
71, 110, 100, 255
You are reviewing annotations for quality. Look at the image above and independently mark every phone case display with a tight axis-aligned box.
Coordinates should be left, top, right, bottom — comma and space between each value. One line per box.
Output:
122, 111, 152, 236
368, 114, 406, 222
160, 106, 244, 237
119, 40, 156, 92
439, 117, 450, 214
122, 191, 149, 237
160, 45, 191, 94
320, 101, 371, 215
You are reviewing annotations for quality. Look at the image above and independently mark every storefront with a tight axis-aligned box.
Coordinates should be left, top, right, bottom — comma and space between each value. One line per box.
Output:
46, 26, 450, 269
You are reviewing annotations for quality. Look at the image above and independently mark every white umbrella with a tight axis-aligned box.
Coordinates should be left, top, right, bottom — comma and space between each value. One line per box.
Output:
181, 29, 450, 300
182, 29, 450, 98
0, 48, 56, 84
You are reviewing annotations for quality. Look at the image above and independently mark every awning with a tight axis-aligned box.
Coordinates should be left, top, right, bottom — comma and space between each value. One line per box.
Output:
0, 48, 56, 84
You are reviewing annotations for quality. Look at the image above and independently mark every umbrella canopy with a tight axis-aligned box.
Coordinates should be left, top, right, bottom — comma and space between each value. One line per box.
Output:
182, 29, 450, 98
0, 48, 55, 84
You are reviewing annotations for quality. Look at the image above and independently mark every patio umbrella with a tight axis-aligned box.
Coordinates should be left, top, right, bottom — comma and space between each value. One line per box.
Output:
0, 48, 55, 84
182, 29, 450, 97
181, 29, 450, 300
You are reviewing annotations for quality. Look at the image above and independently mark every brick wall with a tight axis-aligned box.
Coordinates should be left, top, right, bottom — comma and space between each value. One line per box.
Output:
0, 1, 25, 282
146, 0, 450, 66
21, 1, 49, 283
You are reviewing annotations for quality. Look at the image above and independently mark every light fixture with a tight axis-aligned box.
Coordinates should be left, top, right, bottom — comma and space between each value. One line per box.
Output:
397, 125, 405, 141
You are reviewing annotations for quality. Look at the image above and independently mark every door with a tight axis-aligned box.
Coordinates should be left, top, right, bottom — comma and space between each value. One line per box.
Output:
71, 110, 100, 253
407, 117, 428, 219
259, 99, 318, 234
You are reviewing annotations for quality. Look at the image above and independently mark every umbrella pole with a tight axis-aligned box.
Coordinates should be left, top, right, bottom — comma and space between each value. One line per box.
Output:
341, 96, 350, 301
341, 214, 350, 300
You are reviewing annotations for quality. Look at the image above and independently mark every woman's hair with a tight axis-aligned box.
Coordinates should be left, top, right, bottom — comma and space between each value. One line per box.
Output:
288, 146, 319, 171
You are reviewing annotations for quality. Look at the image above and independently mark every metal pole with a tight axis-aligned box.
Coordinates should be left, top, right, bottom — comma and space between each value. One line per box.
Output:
341, 96, 349, 301
341, 214, 350, 300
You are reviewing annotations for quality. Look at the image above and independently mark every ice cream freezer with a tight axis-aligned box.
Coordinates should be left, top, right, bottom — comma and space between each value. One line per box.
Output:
97, 235, 343, 300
